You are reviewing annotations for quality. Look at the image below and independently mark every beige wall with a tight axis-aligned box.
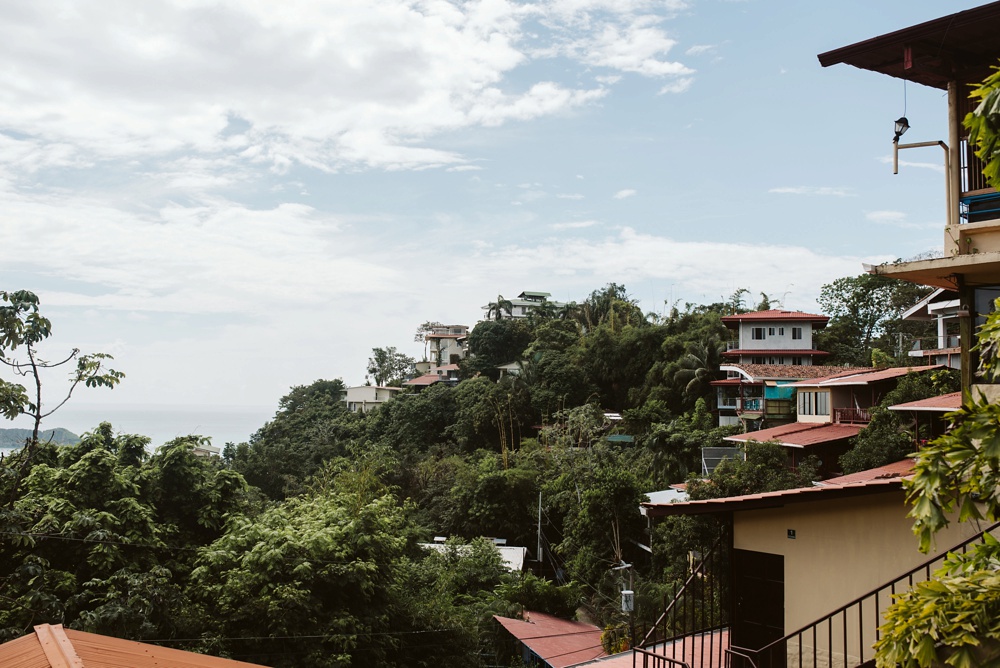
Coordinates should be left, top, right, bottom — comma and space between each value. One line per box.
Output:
734, 492, 982, 635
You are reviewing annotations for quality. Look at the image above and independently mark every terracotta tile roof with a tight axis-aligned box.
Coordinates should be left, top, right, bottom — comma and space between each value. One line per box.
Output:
725, 422, 863, 448
494, 612, 606, 668
721, 310, 829, 324
888, 391, 962, 412
641, 460, 912, 517
722, 349, 829, 357
721, 364, 866, 381
791, 365, 944, 388
403, 374, 443, 386
0, 624, 269, 667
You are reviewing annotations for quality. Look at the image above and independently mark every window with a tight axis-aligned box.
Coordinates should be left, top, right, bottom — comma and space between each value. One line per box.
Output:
752, 356, 766, 364
778, 327, 785, 336
797, 391, 830, 416
791, 356, 803, 365
792, 327, 803, 340
752, 327, 766, 340
768, 327, 776, 336
768, 356, 779, 365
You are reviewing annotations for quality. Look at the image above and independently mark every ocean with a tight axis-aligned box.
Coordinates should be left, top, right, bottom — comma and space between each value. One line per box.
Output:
2, 403, 275, 452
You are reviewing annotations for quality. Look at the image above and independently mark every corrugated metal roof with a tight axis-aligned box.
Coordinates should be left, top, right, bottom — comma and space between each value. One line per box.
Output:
791, 365, 944, 388
725, 423, 863, 448
494, 612, 606, 668
721, 364, 865, 381
403, 374, 443, 386
720, 310, 828, 323
641, 460, 912, 517
888, 391, 962, 413
0, 625, 270, 668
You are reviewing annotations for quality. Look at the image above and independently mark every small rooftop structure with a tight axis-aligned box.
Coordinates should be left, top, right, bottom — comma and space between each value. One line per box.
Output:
0, 624, 269, 668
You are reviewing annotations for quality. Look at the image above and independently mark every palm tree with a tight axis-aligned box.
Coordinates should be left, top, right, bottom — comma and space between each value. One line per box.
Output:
486, 295, 514, 321
673, 336, 725, 406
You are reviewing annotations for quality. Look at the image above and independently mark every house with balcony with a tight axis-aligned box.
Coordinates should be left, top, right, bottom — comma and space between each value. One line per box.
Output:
424, 324, 469, 367
632, 5, 1000, 667
341, 385, 401, 413
900, 288, 962, 368
712, 310, 834, 429
724, 365, 943, 477
482, 291, 566, 320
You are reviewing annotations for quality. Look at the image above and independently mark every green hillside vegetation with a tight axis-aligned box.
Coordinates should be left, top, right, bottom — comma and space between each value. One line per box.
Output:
0, 427, 79, 449
0, 280, 941, 667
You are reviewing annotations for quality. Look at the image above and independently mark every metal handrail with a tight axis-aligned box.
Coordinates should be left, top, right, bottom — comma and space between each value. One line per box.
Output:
633, 646, 691, 668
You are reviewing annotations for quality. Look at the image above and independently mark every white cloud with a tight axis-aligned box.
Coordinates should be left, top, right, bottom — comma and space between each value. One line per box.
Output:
865, 210, 938, 230
769, 186, 853, 197
447, 165, 484, 172
614, 188, 637, 199
878, 155, 945, 173
659, 78, 693, 94
551, 220, 598, 229
685, 44, 715, 55
556, 193, 585, 199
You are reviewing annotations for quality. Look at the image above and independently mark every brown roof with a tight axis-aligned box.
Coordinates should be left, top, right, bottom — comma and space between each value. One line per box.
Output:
403, 374, 444, 386
720, 364, 865, 381
641, 460, 913, 517
0, 624, 269, 668
724, 422, 863, 448
494, 612, 606, 668
888, 391, 962, 413
817, 2, 1000, 89
721, 310, 829, 325
722, 349, 828, 357
791, 365, 944, 388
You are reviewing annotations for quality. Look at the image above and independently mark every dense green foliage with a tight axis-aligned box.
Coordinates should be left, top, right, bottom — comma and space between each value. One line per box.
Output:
964, 62, 1000, 190
1, 280, 950, 667
874, 301, 1000, 667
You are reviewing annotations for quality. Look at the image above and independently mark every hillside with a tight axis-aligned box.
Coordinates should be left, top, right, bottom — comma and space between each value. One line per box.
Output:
0, 427, 80, 449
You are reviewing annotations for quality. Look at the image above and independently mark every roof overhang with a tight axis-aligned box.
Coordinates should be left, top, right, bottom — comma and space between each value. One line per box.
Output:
817, 2, 1000, 89
868, 252, 1000, 290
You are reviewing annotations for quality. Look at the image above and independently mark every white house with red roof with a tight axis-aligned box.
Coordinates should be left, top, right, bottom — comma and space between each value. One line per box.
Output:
712, 310, 834, 429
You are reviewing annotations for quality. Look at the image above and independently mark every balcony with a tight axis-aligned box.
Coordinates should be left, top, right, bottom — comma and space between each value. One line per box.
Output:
833, 407, 871, 424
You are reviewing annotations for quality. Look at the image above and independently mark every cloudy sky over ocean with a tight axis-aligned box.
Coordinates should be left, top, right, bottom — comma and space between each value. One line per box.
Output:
0, 0, 979, 433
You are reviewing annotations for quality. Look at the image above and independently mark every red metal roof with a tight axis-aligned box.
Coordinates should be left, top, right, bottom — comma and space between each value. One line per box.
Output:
641, 460, 913, 517
0, 624, 269, 668
888, 391, 962, 413
495, 612, 606, 668
791, 365, 944, 388
722, 349, 828, 357
724, 422, 863, 448
821, 459, 915, 487
403, 374, 444, 386
721, 310, 829, 324
721, 364, 865, 381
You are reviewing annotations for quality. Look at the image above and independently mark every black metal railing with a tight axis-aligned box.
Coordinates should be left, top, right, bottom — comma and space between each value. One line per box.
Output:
727, 521, 1000, 668
634, 526, 731, 668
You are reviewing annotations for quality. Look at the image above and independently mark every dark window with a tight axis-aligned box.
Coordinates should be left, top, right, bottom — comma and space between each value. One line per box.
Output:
752, 327, 766, 340
792, 327, 803, 340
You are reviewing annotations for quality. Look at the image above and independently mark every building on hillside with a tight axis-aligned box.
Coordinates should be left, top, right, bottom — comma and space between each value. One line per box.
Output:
418, 537, 530, 572
711, 310, 835, 429
0, 623, 269, 667
423, 324, 469, 366
341, 385, 401, 413
720, 310, 830, 367
711, 364, 856, 430
724, 365, 945, 478
482, 291, 566, 320
635, 460, 996, 668
900, 288, 962, 368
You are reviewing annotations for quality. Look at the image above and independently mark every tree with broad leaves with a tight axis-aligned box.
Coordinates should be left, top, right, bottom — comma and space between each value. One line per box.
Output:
0, 290, 123, 504
366, 346, 414, 387
965, 62, 1000, 189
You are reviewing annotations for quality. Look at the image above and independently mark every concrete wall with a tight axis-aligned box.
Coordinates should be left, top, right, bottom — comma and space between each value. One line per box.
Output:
738, 322, 815, 350
734, 492, 983, 637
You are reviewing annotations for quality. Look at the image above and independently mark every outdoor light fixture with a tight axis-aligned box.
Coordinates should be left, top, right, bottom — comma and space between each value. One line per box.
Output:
893, 116, 910, 142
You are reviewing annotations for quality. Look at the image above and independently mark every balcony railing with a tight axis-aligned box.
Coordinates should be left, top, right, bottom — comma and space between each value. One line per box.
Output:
909, 335, 960, 352
834, 407, 870, 424
634, 526, 731, 668
740, 398, 763, 412
726, 521, 1000, 668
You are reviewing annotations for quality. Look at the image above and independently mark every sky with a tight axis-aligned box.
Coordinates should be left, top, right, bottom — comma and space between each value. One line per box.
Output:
0, 0, 985, 439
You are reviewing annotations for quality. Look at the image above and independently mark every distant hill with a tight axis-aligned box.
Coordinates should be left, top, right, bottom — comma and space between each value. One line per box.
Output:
0, 428, 81, 449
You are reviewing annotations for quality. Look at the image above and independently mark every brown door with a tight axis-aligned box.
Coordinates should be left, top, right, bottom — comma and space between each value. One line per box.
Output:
732, 549, 784, 666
